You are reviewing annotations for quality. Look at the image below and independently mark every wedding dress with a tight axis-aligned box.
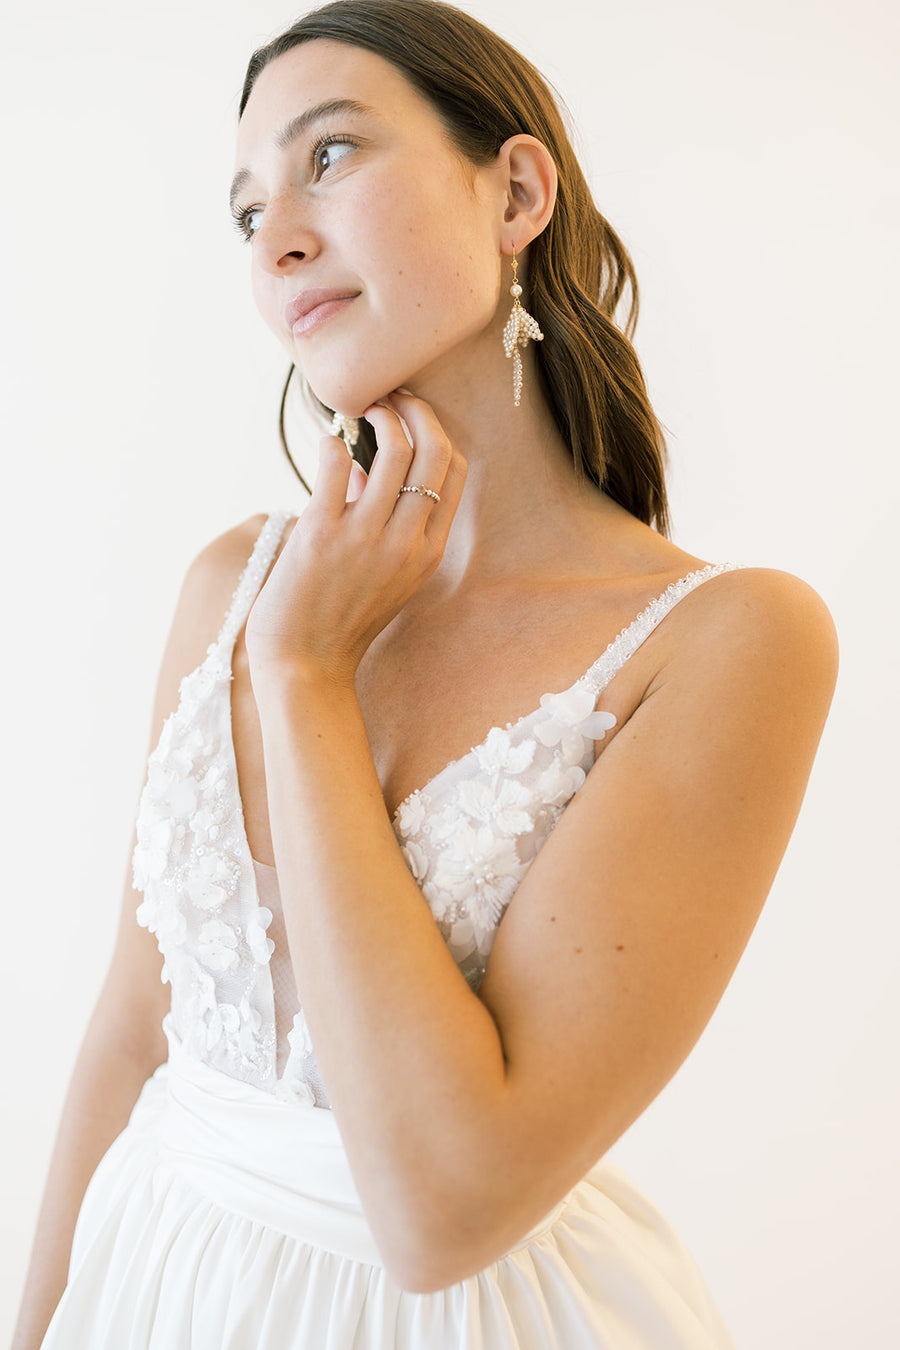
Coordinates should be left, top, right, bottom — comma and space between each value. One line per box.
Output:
40, 511, 738, 1348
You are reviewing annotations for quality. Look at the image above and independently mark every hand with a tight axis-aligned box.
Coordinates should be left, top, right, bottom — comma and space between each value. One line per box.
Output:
244, 390, 467, 685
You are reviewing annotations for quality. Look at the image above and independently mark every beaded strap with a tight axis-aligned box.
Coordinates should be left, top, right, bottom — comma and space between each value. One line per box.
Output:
579, 561, 746, 696
214, 511, 293, 652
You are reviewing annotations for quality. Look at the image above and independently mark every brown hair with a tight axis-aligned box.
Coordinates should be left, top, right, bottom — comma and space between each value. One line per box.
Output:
239, 0, 670, 533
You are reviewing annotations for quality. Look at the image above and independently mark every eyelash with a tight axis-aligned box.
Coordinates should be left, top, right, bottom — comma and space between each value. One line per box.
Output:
230, 133, 360, 242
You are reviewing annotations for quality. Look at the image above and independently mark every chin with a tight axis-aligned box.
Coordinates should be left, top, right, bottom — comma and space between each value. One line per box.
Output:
307, 371, 404, 419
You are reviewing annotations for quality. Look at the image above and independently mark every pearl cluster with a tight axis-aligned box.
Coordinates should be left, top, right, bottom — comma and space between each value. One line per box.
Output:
330, 412, 360, 449
502, 255, 544, 407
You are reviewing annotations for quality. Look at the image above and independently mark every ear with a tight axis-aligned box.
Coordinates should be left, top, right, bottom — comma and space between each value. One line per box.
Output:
495, 134, 558, 255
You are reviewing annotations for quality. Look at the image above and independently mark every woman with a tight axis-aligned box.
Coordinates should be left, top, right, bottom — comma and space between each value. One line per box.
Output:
15, 1, 837, 1346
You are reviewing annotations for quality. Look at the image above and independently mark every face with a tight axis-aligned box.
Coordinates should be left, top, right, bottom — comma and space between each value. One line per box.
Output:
232, 40, 506, 415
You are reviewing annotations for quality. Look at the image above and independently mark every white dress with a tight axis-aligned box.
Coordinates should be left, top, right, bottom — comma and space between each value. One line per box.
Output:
40, 512, 739, 1349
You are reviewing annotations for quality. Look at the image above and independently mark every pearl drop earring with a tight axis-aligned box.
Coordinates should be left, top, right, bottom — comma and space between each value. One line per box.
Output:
502, 246, 544, 406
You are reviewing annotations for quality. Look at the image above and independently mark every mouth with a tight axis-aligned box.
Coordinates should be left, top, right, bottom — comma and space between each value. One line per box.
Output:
285, 288, 360, 338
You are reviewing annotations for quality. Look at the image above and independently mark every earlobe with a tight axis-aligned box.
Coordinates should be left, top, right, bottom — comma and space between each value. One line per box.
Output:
498, 135, 558, 252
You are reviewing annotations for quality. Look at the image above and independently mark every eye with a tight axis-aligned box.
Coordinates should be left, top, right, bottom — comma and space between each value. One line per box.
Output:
312, 135, 358, 179
229, 134, 360, 243
231, 205, 263, 243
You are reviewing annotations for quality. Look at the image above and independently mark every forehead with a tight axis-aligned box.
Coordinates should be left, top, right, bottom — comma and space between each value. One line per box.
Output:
235, 39, 443, 163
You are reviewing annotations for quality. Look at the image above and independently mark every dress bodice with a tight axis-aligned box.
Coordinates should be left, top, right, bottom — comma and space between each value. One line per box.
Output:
132, 511, 741, 1107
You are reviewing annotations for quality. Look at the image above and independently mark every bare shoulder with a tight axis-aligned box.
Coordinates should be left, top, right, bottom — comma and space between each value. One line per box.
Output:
150, 513, 281, 732
662, 564, 838, 687
629, 564, 840, 769
177, 511, 295, 649
185, 511, 273, 608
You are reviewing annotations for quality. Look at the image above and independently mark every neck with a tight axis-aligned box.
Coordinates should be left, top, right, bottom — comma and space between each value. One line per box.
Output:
399, 343, 615, 591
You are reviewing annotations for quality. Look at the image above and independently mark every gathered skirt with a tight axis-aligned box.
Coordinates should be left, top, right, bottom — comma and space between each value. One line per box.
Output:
40, 1017, 733, 1348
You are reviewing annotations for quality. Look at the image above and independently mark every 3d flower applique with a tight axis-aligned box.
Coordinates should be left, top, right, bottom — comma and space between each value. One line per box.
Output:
186, 659, 222, 705
153, 897, 187, 950
275, 1073, 317, 1108
454, 776, 535, 837
133, 816, 174, 887
185, 957, 217, 1021
205, 999, 241, 1054
237, 991, 264, 1056
395, 790, 428, 838
473, 726, 536, 776
534, 687, 617, 761
168, 727, 206, 777
446, 911, 478, 958
287, 1010, 314, 1061
245, 906, 275, 965
432, 824, 521, 934
190, 803, 222, 846
535, 759, 588, 808
401, 839, 429, 882
184, 849, 234, 913
197, 918, 240, 972
275, 1012, 318, 1106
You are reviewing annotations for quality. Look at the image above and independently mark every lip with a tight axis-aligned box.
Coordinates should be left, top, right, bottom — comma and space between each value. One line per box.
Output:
285, 287, 360, 337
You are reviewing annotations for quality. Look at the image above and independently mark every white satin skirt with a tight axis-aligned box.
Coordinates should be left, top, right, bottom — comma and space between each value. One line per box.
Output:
40, 1017, 734, 1348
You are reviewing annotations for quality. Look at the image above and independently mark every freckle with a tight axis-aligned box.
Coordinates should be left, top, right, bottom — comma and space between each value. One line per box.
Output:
549, 916, 556, 922
616, 944, 624, 951
713, 952, 719, 959
574, 946, 583, 954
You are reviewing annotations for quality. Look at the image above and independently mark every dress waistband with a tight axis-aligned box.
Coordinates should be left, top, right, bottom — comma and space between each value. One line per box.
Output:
155, 1016, 382, 1264
152, 1016, 569, 1269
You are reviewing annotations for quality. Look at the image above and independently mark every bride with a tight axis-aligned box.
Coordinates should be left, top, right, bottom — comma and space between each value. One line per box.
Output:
16, 2, 837, 1346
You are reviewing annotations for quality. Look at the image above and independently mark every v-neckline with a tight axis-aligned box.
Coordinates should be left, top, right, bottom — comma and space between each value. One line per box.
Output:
217, 557, 735, 871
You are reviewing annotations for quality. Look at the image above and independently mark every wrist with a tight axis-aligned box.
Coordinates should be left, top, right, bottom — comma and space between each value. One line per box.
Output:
249, 654, 358, 704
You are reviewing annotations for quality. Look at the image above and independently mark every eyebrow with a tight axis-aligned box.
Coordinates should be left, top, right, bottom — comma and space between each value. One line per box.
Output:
229, 98, 379, 210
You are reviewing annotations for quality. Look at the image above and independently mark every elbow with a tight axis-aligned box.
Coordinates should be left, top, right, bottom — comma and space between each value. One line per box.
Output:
373, 1188, 518, 1294
381, 1246, 482, 1296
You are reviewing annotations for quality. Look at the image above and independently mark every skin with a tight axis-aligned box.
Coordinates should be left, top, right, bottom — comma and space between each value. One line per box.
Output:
225, 40, 839, 1293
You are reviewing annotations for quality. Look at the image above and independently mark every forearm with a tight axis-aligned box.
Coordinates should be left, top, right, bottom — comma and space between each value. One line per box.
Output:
11, 1028, 163, 1350
253, 664, 512, 1273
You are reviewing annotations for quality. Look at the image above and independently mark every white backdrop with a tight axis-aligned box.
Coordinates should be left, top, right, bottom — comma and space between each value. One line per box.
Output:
3, 1, 897, 1345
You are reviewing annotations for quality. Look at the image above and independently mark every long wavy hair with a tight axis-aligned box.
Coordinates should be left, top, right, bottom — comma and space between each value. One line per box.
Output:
239, 0, 670, 533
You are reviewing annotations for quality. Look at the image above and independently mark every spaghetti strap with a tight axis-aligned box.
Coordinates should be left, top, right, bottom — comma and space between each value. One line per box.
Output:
212, 510, 292, 655
579, 560, 746, 697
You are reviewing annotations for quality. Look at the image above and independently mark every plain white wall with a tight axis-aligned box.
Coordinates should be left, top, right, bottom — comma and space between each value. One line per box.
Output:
3, 1, 897, 1345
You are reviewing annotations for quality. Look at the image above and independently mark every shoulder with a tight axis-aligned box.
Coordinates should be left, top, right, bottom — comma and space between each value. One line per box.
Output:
639, 565, 839, 746
668, 564, 838, 675
185, 511, 278, 593
180, 510, 297, 623
149, 513, 294, 725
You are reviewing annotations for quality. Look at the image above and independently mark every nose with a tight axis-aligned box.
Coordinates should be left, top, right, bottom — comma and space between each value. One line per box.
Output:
252, 191, 320, 275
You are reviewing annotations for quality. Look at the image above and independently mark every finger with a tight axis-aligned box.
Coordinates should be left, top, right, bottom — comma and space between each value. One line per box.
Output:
345, 458, 368, 504
420, 444, 467, 547
312, 435, 354, 517
357, 403, 416, 527
382, 390, 454, 527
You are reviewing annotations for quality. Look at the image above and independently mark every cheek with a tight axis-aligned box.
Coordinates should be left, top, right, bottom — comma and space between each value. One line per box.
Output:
363, 192, 499, 328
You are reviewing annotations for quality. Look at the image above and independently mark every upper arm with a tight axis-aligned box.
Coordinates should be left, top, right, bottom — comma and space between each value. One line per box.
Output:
475, 568, 838, 1220
91, 514, 271, 1062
